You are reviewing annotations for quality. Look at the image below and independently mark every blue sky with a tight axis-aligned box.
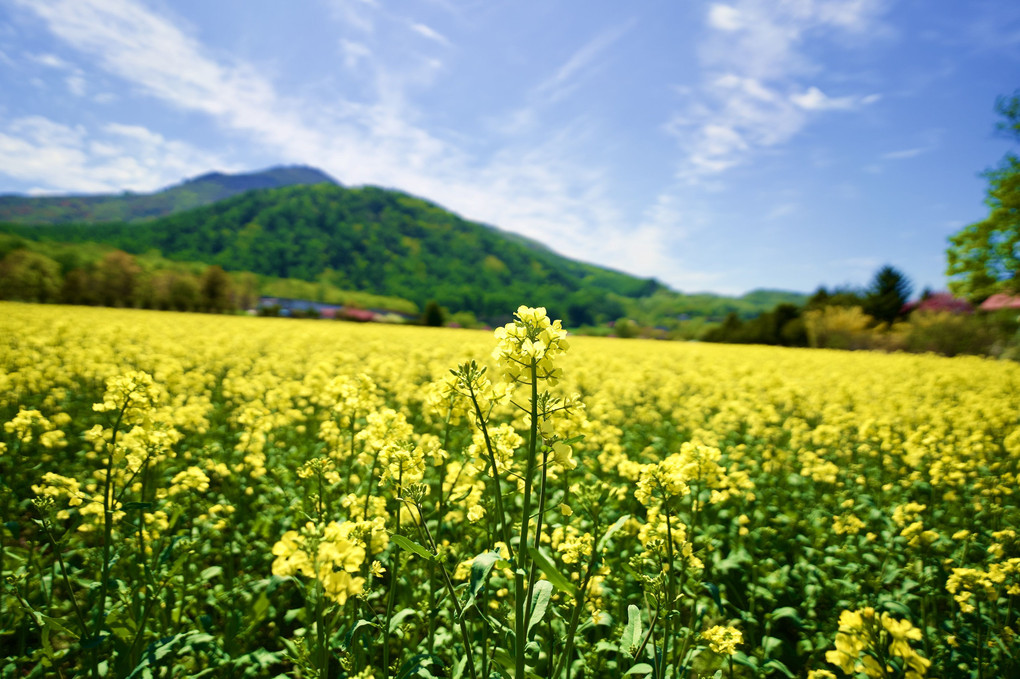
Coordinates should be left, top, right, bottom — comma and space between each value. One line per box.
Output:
1, 0, 1018, 295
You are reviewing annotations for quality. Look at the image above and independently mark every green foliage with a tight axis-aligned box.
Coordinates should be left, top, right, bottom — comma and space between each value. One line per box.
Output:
0, 165, 336, 225
0, 248, 62, 302
864, 265, 913, 324
422, 300, 445, 327
0, 183, 661, 325
947, 91, 1020, 302
703, 304, 807, 346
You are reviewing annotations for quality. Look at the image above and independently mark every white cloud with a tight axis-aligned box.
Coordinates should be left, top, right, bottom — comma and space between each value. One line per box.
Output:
10, 0, 654, 285
0, 115, 230, 193
707, 4, 744, 32
340, 40, 371, 70
410, 22, 450, 47
30, 52, 71, 69
791, 86, 877, 110
671, 0, 888, 180
533, 20, 636, 103
66, 73, 86, 95
882, 146, 926, 160
324, 0, 377, 33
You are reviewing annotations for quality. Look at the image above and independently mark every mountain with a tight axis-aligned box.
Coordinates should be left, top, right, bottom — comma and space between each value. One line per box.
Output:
0, 165, 337, 225
2, 182, 660, 325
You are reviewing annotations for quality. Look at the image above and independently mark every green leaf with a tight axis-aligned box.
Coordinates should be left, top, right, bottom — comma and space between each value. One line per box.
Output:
879, 600, 913, 618
703, 582, 722, 610
200, 566, 223, 581
621, 605, 642, 654
625, 663, 654, 675
732, 651, 758, 670
596, 514, 630, 552
395, 652, 443, 679
461, 551, 501, 615
769, 605, 801, 626
390, 533, 434, 561
125, 632, 221, 678
527, 580, 553, 635
342, 619, 379, 650
390, 607, 419, 633
526, 545, 576, 596
762, 635, 783, 656
762, 658, 795, 678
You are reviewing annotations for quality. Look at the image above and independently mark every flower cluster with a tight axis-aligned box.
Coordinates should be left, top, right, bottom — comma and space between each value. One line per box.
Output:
824, 608, 930, 679
271, 521, 367, 605
92, 370, 162, 422
946, 559, 1020, 613
701, 625, 742, 655
492, 306, 569, 384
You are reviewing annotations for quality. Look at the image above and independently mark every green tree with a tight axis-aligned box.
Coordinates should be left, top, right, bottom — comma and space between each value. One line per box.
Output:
864, 265, 913, 324
200, 265, 234, 313
947, 90, 1020, 303
422, 300, 445, 327
95, 250, 141, 307
0, 249, 62, 302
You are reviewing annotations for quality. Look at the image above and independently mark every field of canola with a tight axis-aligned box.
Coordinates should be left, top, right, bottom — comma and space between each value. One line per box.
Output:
1, 301, 1018, 679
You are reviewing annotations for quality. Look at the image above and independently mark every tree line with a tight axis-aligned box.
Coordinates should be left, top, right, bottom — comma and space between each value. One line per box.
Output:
0, 246, 253, 313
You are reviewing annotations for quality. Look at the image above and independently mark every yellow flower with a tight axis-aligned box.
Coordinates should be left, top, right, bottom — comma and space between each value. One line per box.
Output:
701, 625, 742, 655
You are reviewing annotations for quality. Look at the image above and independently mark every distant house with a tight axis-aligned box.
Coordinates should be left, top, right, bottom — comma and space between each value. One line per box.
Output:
257, 297, 342, 318
904, 292, 973, 315
255, 297, 416, 323
979, 293, 1020, 311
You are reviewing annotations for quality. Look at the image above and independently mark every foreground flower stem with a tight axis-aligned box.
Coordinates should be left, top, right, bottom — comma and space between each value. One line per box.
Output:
37, 512, 89, 642
553, 519, 600, 679
663, 510, 678, 679
316, 579, 329, 679
468, 386, 513, 559
412, 504, 478, 679
523, 443, 551, 634
515, 359, 539, 679
94, 400, 128, 679
382, 471, 403, 678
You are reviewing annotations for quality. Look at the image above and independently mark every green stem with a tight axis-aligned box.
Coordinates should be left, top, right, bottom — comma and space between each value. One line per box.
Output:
317, 579, 329, 679
343, 417, 357, 496
524, 444, 551, 637
382, 469, 403, 678
552, 530, 599, 679
94, 400, 128, 677
663, 509, 678, 678
515, 360, 539, 679
428, 419, 453, 657
467, 387, 514, 560
413, 504, 479, 679
362, 454, 379, 521
38, 516, 89, 641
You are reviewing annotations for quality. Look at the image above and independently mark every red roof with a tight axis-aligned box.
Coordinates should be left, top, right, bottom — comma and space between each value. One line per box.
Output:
979, 293, 1020, 311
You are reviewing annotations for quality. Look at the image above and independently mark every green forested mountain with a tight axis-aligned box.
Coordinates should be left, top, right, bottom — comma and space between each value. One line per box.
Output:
2, 183, 661, 324
0, 166, 336, 225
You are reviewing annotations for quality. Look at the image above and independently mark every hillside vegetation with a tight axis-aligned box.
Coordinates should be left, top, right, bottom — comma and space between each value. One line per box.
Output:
2, 183, 664, 324
0, 165, 336, 225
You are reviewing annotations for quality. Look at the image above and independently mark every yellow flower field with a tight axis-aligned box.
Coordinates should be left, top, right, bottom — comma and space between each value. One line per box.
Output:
1, 301, 1017, 678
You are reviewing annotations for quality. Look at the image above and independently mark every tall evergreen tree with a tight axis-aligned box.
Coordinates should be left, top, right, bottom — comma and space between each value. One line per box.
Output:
864, 265, 912, 324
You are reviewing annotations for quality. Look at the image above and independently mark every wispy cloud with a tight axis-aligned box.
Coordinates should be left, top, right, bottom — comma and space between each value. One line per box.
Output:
670, 0, 887, 181
488, 21, 636, 139
533, 20, 636, 104
9, 0, 642, 284
0, 115, 229, 193
410, 22, 451, 47
882, 147, 927, 160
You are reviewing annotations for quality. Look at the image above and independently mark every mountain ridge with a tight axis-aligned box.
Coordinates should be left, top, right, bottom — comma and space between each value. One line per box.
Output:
0, 166, 806, 325
0, 165, 338, 224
